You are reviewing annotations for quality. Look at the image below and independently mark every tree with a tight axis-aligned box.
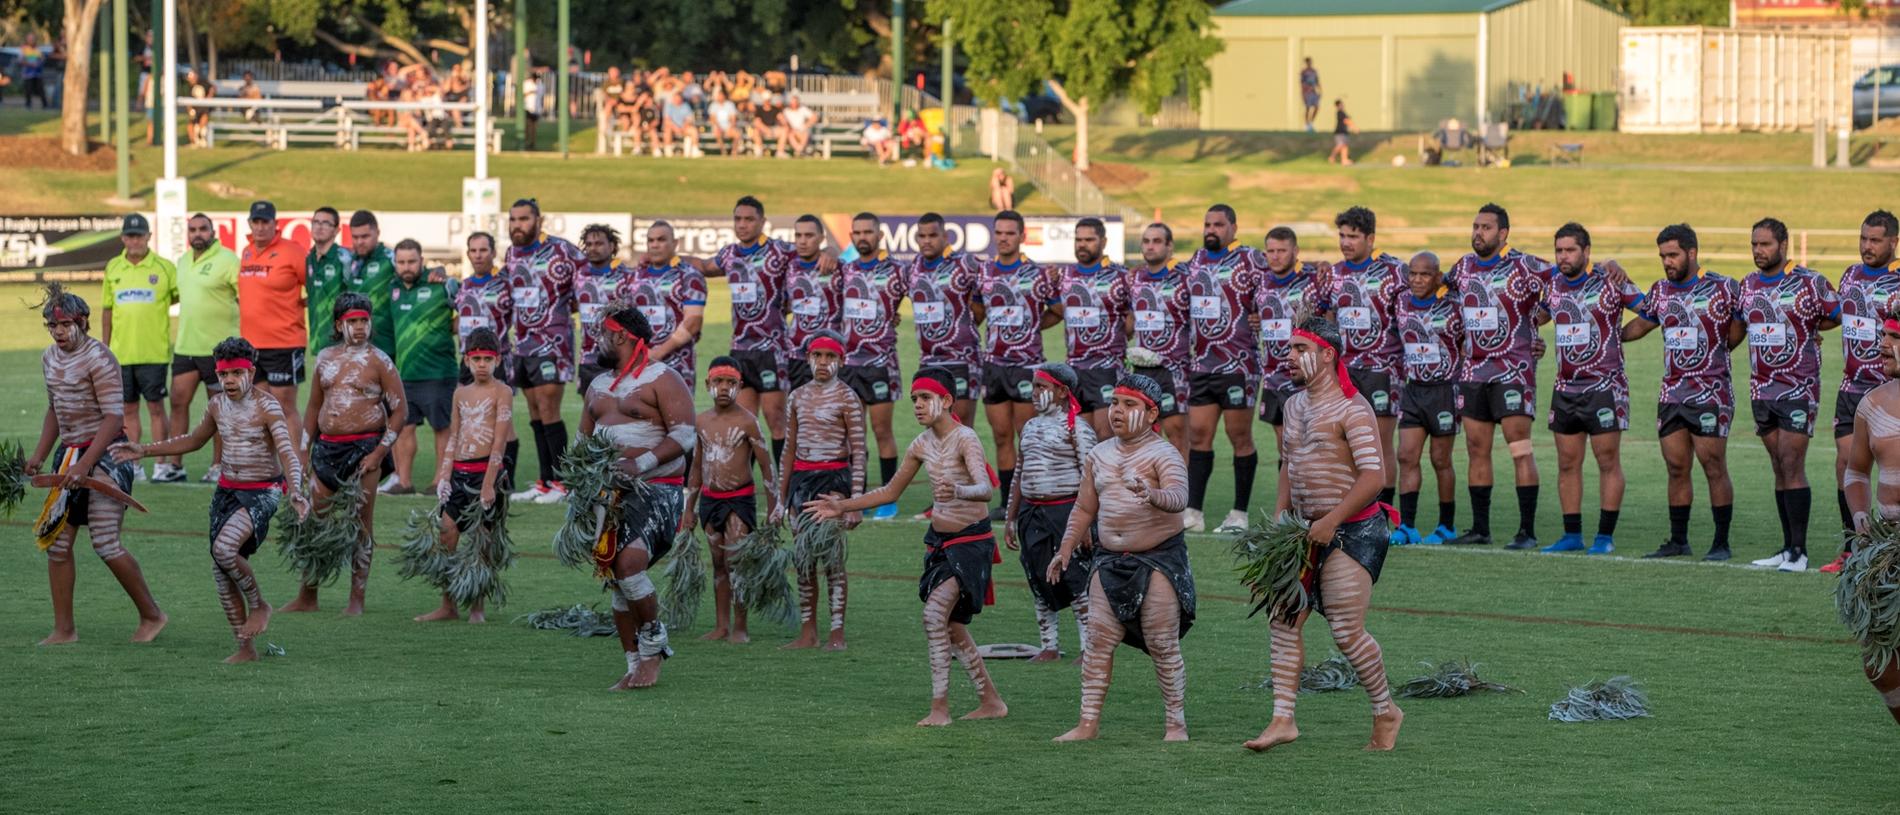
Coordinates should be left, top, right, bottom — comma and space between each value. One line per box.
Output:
57, 0, 107, 156
1610, 0, 1727, 25
930, 0, 1221, 170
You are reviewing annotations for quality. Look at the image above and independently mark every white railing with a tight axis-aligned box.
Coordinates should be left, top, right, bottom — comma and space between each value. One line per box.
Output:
220, 58, 375, 84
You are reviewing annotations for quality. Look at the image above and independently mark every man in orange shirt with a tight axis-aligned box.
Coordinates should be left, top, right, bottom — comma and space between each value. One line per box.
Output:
238, 201, 309, 451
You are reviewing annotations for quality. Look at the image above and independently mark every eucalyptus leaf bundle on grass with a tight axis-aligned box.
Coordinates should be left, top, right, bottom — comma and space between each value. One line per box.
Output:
1395, 659, 1522, 699
661, 529, 706, 629
1549, 676, 1652, 722
515, 604, 619, 637
276, 480, 366, 587
445, 496, 515, 610
1232, 511, 1314, 621
1299, 653, 1360, 694
1836, 517, 1900, 674
727, 522, 796, 626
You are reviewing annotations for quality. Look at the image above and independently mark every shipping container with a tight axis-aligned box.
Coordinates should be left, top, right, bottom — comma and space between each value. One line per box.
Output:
1618, 26, 1852, 133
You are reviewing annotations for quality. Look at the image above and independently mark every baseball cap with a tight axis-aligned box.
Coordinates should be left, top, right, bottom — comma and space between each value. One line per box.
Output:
249, 201, 277, 221
120, 213, 150, 235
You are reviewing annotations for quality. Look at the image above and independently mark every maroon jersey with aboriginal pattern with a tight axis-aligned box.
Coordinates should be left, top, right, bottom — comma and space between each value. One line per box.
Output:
1129, 261, 1191, 370
1397, 293, 1463, 385
504, 236, 582, 360
1836, 262, 1900, 395
1255, 263, 1323, 394
576, 263, 637, 365
909, 251, 983, 371
785, 257, 844, 360
629, 258, 709, 377
841, 251, 907, 368
1325, 253, 1407, 377
1448, 247, 1551, 386
1739, 265, 1838, 404
1057, 261, 1131, 369
1546, 267, 1644, 395
712, 237, 796, 353
979, 257, 1056, 367
1184, 244, 1266, 376
453, 271, 513, 357
1640, 271, 1740, 407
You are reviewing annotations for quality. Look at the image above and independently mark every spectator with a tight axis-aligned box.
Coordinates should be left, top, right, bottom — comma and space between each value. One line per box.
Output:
443, 61, 472, 126
186, 68, 213, 147
861, 117, 897, 165
101, 213, 179, 483
680, 70, 705, 111
19, 33, 50, 109
398, 88, 429, 151
1424, 117, 1470, 166
731, 70, 758, 103
1328, 98, 1356, 165
521, 69, 543, 150
366, 74, 394, 126
779, 93, 816, 157
752, 93, 784, 156
1300, 57, 1321, 133
706, 87, 742, 155
989, 168, 1015, 211
600, 66, 624, 125
238, 71, 263, 123
897, 110, 929, 159
660, 90, 699, 156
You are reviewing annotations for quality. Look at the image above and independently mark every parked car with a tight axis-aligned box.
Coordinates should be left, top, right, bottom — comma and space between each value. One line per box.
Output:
1854, 65, 1900, 127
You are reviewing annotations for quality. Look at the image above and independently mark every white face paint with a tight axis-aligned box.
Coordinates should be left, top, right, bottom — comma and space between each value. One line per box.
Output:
1123, 406, 1153, 438
710, 381, 740, 405
1296, 347, 1321, 381
1033, 388, 1055, 414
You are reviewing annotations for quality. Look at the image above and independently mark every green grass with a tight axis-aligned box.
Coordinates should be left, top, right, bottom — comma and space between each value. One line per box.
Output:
2, 273, 1897, 814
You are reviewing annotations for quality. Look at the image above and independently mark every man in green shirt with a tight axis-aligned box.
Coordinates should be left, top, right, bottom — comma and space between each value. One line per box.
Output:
306, 206, 353, 355
167, 212, 242, 483
386, 238, 461, 495
346, 209, 398, 360
100, 213, 179, 483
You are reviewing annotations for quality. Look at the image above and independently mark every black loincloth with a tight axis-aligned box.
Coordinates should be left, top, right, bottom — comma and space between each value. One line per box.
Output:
787, 466, 852, 515
596, 479, 684, 583
1089, 532, 1196, 654
209, 482, 282, 558
1016, 497, 1089, 611
698, 485, 758, 534
311, 433, 380, 492
920, 518, 996, 625
444, 454, 514, 534
1311, 512, 1390, 619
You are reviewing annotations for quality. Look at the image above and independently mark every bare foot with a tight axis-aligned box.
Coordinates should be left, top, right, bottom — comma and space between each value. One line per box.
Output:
467, 610, 486, 624
224, 642, 259, 664
38, 629, 78, 646
1053, 721, 1099, 742
1164, 724, 1189, 742
728, 629, 750, 644
341, 600, 365, 617
131, 613, 169, 643
699, 628, 729, 641
414, 606, 459, 622
1244, 718, 1300, 753
1027, 649, 1062, 663
781, 634, 819, 650
239, 604, 272, 638
823, 631, 847, 651
960, 698, 1008, 720
609, 672, 636, 692
1366, 707, 1404, 751
630, 656, 664, 688
917, 707, 954, 727
278, 591, 319, 613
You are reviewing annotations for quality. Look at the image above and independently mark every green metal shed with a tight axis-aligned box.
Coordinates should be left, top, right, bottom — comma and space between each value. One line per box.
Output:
1204, 0, 1628, 130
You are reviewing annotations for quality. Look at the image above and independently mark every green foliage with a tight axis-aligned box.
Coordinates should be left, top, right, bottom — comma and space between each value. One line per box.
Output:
0, 440, 27, 518
1394, 659, 1523, 699
924, 0, 1052, 105
445, 494, 515, 609
935, 0, 1220, 114
1549, 676, 1653, 722
1609, 0, 1729, 26
1298, 652, 1359, 693
514, 603, 618, 637
727, 522, 796, 626
790, 512, 846, 575
275, 480, 366, 588
1230, 510, 1312, 621
1836, 518, 1900, 674
661, 528, 706, 630
394, 503, 453, 589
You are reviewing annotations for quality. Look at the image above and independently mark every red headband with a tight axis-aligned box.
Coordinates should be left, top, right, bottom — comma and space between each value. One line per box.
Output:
1035, 370, 1082, 430
214, 358, 255, 372
912, 377, 952, 400
340, 309, 371, 321
1886, 318, 1900, 334
464, 349, 498, 359
1292, 328, 1357, 399
809, 336, 845, 357
1114, 384, 1158, 411
610, 337, 651, 389
707, 364, 742, 383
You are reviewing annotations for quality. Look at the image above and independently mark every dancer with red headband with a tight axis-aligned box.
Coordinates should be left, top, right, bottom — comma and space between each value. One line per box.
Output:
774, 331, 866, 650
1047, 373, 1194, 742
1247, 315, 1402, 754
682, 356, 781, 643
1839, 316, 1900, 723
576, 306, 698, 690
1004, 362, 1097, 663
27, 283, 168, 646
806, 370, 1008, 726
412, 328, 518, 624
115, 337, 307, 661
282, 292, 408, 616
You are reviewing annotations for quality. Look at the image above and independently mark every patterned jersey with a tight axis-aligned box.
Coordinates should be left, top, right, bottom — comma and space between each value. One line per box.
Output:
980, 257, 1056, 367
1448, 248, 1551, 386
1056, 262, 1131, 369
1837, 263, 1900, 395
306, 243, 353, 353
1129, 262, 1192, 370
1639, 272, 1741, 407
1396, 293, 1463, 385
841, 252, 907, 368
1739, 266, 1838, 404
1184, 244, 1266, 376
909, 252, 983, 370
629, 259, 709, 378
1546, 267, 1645, 394
453, 273, 513, 356
1255, 264, 1324, 394
575, 263, 638, 365
346, 244, 398, 358
504, 236, 582, 360
1325, 253, 1408, 376
712, 237, 796, 353
785, 258, 844, 359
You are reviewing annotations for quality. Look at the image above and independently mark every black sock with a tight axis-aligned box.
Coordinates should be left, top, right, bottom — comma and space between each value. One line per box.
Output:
1787, 487, 1812, 557
544, 421, 568, 484
1399, 491, 1420, 528
879, 456, 898, 486
998, 469, 1014, 506
1669, 504, 1691, 544
1379, 487, 1395, 508
1233, 454, 1258, 512
529, 420, 549, 484
1712, 504, 1733, 548
1187, 449, 1215, 511
1774, 489, 1792, 551
1438, 501, 1456, 531
1838, 489, 1855, 554
772, 437, 786, 464
1516, 484, 1539, 537
1598, 509, 1619, 537
1563, 513, 1582, 536
1469, 485, 1493, 536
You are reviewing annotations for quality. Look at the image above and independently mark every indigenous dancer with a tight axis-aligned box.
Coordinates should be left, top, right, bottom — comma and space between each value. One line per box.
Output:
1246, 316, 1402, 753
1323, 206, 1407, 525
414, 329, 518, 624
1127, 223, 1191, 457
577, 306, 697, 690
978, 209, 1058, 522
805, 371, 1008, 727
28, 284, 167, 645
504, 198, 584, 505
682, 357, 781, 643
114, 337, 306, 661
1825, 210, 1900, 574
1054, 217, 1131, 439
1393, 252, 1464, 545
838, 212, 909, 519
908, 212, 983, 428
283, 293, 408, 615
1046, 373, 1194, 742
1840, 317, 1900, 723
1183, 204, 1266, 534
784, 214, 845, 391
1003, 363, 1097, 662
775, 333, 866, 650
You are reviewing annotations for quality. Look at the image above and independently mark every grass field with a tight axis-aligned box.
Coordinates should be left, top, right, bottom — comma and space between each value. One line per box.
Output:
3, 267, 1898, 814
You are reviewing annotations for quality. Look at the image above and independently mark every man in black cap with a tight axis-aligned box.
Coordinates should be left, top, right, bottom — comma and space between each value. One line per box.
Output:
100, 213, 179, 483
237, 201, 311, 453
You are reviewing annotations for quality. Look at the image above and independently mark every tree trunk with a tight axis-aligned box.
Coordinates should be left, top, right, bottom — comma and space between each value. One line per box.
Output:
59, 0, 109, 156
180, 0, 201, 75
1046, 79, 1090, 171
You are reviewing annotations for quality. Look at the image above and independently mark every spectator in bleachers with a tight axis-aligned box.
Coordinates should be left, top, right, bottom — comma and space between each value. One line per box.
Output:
862, 118, 897, 165
706, 87, 742, 155
680, 70, 705, 112
753, 93, 785, 156
366, 74, 394, 126
898, 110, 929, 159
660, 90, 699, 156
238, 71, 263, 123
600, 66, 624, 124
780, 93, 816, 157
444, 61, 472, 127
